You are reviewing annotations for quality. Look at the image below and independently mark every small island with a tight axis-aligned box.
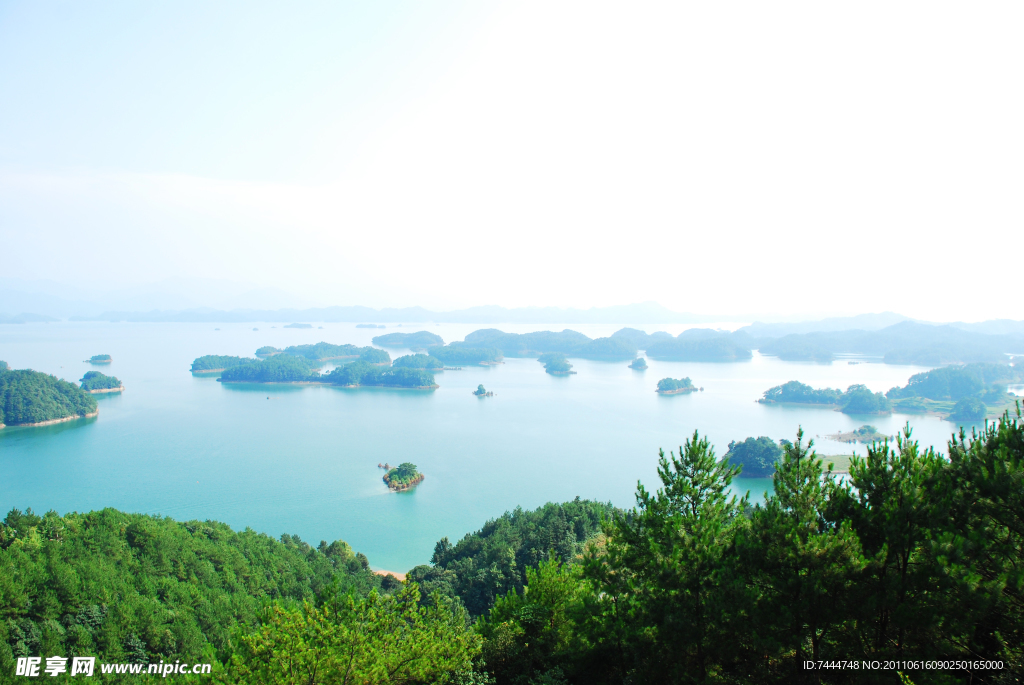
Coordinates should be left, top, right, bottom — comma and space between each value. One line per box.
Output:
284, 323, 313, 329
826, 425, 892, 444
628, 358, 647, 370
255, 346, 282, 357
86, 354, 112, 364
657, 377, 697, 394
473, 384, 493, 397
538, 352, 575, 375
1, 366, 98, 428
80, 371, 123, 393
380, 462, 425, 492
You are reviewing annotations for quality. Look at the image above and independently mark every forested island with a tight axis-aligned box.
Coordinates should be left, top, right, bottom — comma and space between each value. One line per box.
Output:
382, 462, 425, 491
656, 377, 696, 394
826, 424, 892, 443
217, 356, 436, 389
255, 346, 281, 357
190, 355, 259, 373
760, 380, 892, 414
279, 342, 364, 361
86, 354, 112, 364
5, 415, 1020, 682
0, 367, 98, 427
372, 331, 444, 348
79, 371, 123, 393
628, 357, 647, 370
538, 352, 574, 375
473, 384, 493, 397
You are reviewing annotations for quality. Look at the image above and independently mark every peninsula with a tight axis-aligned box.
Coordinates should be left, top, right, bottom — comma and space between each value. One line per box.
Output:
380, 462, 425, 492
80, 371, 123, 393
760, 381, 891, 415
191, 355, 258, 373
0, 367, 98, 428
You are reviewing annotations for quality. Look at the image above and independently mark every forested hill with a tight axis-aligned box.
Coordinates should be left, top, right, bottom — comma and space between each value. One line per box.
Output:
0, 508, 385, 674
0, 368, 97, 427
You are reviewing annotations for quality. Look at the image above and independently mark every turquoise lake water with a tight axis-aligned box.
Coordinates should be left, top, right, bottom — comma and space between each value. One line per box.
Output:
0, 321, 988, 572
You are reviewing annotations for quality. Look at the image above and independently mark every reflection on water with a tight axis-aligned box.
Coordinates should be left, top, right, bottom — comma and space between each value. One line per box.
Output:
0, 320, 981, 571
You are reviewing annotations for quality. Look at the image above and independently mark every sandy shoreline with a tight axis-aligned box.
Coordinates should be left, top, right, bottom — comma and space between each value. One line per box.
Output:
87, 386, 124, 394
2, 411, 99, 429
218, 379, 438, 389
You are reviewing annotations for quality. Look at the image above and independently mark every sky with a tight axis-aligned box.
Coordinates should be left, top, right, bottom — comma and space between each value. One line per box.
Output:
1, 1, 1022, 321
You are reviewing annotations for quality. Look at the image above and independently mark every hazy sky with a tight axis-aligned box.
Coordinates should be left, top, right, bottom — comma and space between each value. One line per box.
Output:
2, 1, 1021, 320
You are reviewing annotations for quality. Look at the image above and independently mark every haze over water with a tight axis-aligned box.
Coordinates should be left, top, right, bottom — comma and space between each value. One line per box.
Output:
0, 321, 985, 572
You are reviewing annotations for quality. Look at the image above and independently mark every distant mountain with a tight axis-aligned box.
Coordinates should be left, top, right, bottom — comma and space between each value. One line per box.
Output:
757, 321, 1024, 365
739, 312, 911, 339
68, 302, 721, 324
0, 312, 59, 324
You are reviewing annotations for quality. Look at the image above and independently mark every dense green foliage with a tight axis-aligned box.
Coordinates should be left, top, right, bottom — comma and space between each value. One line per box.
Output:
457, 329, 636, 360
656, 377, 694, 392
474, 385, 488, 396
371, 331, 445, 348
282, 342, 362, 361
429, 346, 503, 364
840, 383, 892, 414
420, 499, 615, 618
326, 361, 435, 388
88, 355, 112, 363
254, 346, 281, 357
0, 368, 97, 426
950, 396, 987, 421
628, 357, 647, 370
384, 462, 421, 488
475, 417, 1024, 683
392, 354, 444, 370
757, 321, 1024, 365
761, 381, 891, 414
221, 585, 479, 684
645, 331, 752, 361
189, 355, 258, 372
724, 436, 784, 476
760, 380, 843, 404
539, 353, 572, 374
887, 362, 1023, 402
0, 361, 8, 371
0, 507, 383, 674
219, 355, 317, 383
357, 347, 391, 364
79, 371, 121, 391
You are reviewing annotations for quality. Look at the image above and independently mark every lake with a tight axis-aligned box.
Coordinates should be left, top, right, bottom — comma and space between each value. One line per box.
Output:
0, 321, 984, 572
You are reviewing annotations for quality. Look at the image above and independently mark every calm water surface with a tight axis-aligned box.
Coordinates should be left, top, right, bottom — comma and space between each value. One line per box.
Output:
0, 321, 981, 571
